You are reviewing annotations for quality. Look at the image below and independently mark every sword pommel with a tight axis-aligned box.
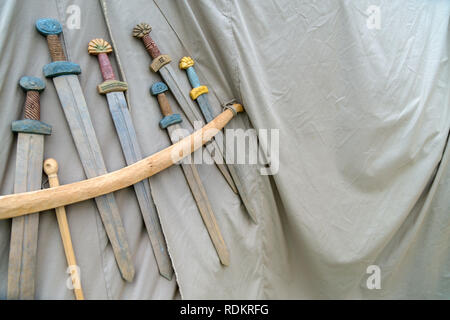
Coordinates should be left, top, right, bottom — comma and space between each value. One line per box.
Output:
88, 38, 112, 54
150, 82, 168, 95
88, 39, 116, 81
19, 76, 45, 93
179, 57, 195, 69
36, 18, 66, 62
19, 76, 45, 121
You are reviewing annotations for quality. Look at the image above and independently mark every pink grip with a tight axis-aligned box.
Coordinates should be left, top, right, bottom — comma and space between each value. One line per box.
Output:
98, 53, 116, 81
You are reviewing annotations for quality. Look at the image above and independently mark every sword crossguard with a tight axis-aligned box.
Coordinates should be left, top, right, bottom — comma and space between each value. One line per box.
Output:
133, 23, 171, 72
12, 77, 52, 135
150, 82, 183, 128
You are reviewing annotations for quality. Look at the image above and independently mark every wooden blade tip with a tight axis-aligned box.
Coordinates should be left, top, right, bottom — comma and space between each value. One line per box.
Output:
150, 82, 168, 96
19, 76, 45, 92
43, 158, 58, 176
88, 38, 112, 55
132, 23, 151, 38
233, 103, 244, 113
36, 18, 62, 36
179, 57, 194, 70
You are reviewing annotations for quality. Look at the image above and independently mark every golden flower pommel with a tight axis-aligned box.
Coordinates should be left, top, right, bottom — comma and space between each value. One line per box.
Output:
179, 56, 195, 70
133, 23, 151, 38
88, 39, 112, 55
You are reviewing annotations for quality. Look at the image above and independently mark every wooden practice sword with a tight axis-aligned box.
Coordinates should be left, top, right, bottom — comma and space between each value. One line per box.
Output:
150, 82, 230, 266
88, 39, 173, 280
35, 18, 134, 282
180, 57, 258, 223
43, 158, 84, 300
8, 76, 51, 300
132, 23, 238, 195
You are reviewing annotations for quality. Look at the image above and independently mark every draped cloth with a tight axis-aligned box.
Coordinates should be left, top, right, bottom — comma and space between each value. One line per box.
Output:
0, 0, 448, 299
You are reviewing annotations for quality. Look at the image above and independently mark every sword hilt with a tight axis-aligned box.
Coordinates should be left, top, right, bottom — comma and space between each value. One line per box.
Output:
19, 77, 45, 120
88, 39, 116, 81
150, 82, 182, 129
133, 23, 171, 73
35, 18, 66, 62
36, 18, 82, 78
88, 38, 128, 94
132, 23, 160, 59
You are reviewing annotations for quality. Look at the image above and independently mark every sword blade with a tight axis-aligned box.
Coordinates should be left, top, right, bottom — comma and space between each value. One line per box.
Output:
8, 133, 44, 299
52, 75, 134, 281
196, 95, 258, 223
105, 91, 173, 279
167, 124, 230, 266
159, 66, 238, 193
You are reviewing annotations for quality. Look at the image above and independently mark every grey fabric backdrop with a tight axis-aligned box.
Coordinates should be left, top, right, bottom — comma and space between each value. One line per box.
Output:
0, 0, 449, 299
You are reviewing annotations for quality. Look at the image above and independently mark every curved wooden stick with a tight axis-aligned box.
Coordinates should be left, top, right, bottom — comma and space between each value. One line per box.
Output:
0, 105, 243, 220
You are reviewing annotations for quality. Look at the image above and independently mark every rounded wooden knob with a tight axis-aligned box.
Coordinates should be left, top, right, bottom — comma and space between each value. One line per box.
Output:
36, 18, 63, 36
43, 158, 59, 175
19, 76, 45, 92
88, 38, 112, 55
132, 23, 152, 38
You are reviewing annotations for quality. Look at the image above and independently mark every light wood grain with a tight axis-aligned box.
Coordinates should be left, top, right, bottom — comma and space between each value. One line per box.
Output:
44, 159, 84, 300
0, 105, 243, 219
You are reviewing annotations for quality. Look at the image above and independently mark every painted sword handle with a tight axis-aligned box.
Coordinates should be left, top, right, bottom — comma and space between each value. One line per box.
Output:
150, 82, 172, 116
19, 77, 45, 120
179, 57, 201, 88
88, 39, 116, 81
132, 23, 161, 59
35, 18, 66, 62
43, 159, 84, 300
133, 23, 172, 73
150, 82, 183, 129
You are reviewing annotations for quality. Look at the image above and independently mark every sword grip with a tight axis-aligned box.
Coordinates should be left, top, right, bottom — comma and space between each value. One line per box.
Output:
97, 53, 116, 81
132, 23, 161, 60
19, 77, 45, 121
157, 93, 173, 117
47, 34, 67, 62
36, 19, 67, 62
88, 39, 116, 81
142, 34, 162, 60
24, 91, 41, 120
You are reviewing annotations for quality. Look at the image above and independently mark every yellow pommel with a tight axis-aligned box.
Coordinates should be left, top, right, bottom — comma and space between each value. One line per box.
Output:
88, 38, 113, 55
190, 85, 209, 100
179, 56, 195, 70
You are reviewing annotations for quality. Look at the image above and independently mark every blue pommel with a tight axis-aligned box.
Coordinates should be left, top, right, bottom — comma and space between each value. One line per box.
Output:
36, 18, 62, 36
150, 82, 168, 95
19, 76, 45, 92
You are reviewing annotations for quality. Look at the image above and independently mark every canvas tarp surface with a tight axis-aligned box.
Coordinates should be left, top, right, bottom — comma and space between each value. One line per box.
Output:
0, 0, 449, 299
